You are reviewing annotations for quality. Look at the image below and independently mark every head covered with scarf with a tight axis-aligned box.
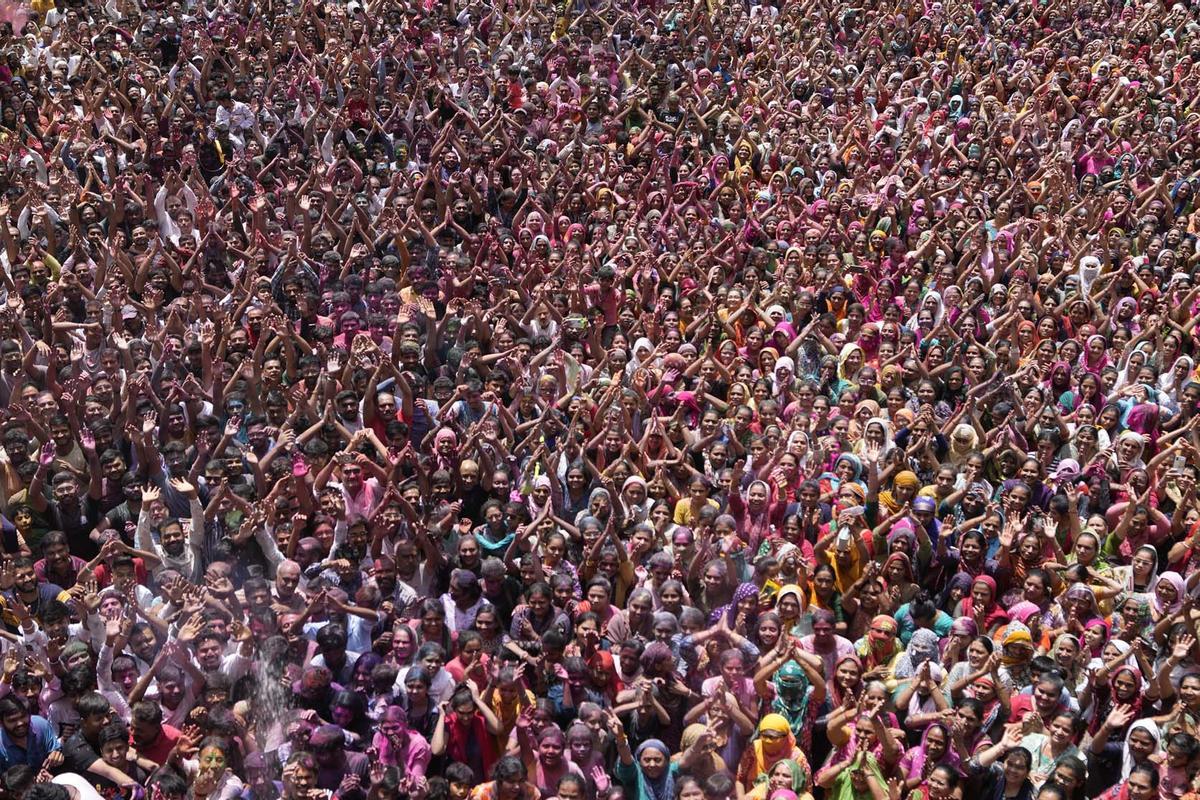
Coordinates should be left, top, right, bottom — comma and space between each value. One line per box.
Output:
711, 581, 761, 626
748, 713, 800, 784
771, 660, 814, 748
859, 614, 901, 669
635, 739, 676, 800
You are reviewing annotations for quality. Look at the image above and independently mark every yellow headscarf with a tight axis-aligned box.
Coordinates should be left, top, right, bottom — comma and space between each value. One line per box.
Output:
826, 533, 864, 594
752, 713, 797, 777
837, 343, 864, 381
879, 471, 920, 515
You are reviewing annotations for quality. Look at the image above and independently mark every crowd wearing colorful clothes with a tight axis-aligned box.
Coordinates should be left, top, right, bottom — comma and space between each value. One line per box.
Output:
2, 0, 1200, 799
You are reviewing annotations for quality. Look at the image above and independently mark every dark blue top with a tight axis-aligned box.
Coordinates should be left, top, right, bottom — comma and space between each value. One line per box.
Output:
0, 715, 60, 771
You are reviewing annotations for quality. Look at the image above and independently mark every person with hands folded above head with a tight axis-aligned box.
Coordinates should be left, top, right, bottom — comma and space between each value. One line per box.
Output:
815, 726, 890, 800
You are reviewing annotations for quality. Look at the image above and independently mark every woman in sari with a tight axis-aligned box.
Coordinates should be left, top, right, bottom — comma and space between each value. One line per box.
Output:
895, 629, 944, 684
821, 454, 867, 499
972, 733, 1035, 800
1060, 582, 1104, 632
737, 714, 810, 791
1049, 634, 1086, 694
709, 581, 762, 631
828, 653, 866, 708
855, 418, 895, 459
881, 552, 920, 607
1020, 710, 1082, 788
753, 651, 827, 749
744, 759, 813, 800
729, 477, 788, 557
856, 615, 903, 690
958, 576, 1011, 634
1082, 662, 1146, 739
670, 724, 727, 783
942, 619, 981, 678
898, 723, 960, 791
1151, 571, 1187, 622
825, 528, 869, 598
878, 471, 921, 515
998, 622, 1037, 690
1111, 545, 1159, 606
816, 741, 891, 800
807, 564, 846, 624
776, 584, 807, 635
613, 733, 680, 800
436, 684, 504, 783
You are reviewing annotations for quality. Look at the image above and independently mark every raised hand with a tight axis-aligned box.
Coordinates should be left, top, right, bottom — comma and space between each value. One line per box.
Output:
1173, 633, 1196, 661
590, 764, 610, 793
1042, 516, 1058, 541
1002, 723, 1023, 748
9, 594, 31, 625
368, 750, 385, 785
177, 612, 205, 643
1106, 704, 1135, 730
207, 572, 235, 597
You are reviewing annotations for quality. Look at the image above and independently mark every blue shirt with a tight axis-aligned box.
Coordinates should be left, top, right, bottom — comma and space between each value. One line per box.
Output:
0, 715, 60, 771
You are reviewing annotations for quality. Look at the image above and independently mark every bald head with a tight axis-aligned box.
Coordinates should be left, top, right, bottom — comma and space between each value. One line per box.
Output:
276, 560, 301, 598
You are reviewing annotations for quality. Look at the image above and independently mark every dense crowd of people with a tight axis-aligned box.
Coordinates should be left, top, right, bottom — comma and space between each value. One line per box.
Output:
3, 0, 1200, 799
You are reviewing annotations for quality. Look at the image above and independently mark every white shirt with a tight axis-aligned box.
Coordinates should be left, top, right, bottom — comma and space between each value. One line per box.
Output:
215, 100, 254, 132
394, 665, 455, 704
54, 773, 107, 800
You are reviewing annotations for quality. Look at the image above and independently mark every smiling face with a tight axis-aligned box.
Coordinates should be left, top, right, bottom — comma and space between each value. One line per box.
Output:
1047, 714, 1075, 747
1112, 668, 1138, 701
1127, 727, 1157, 764
835, 658, 861, 690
